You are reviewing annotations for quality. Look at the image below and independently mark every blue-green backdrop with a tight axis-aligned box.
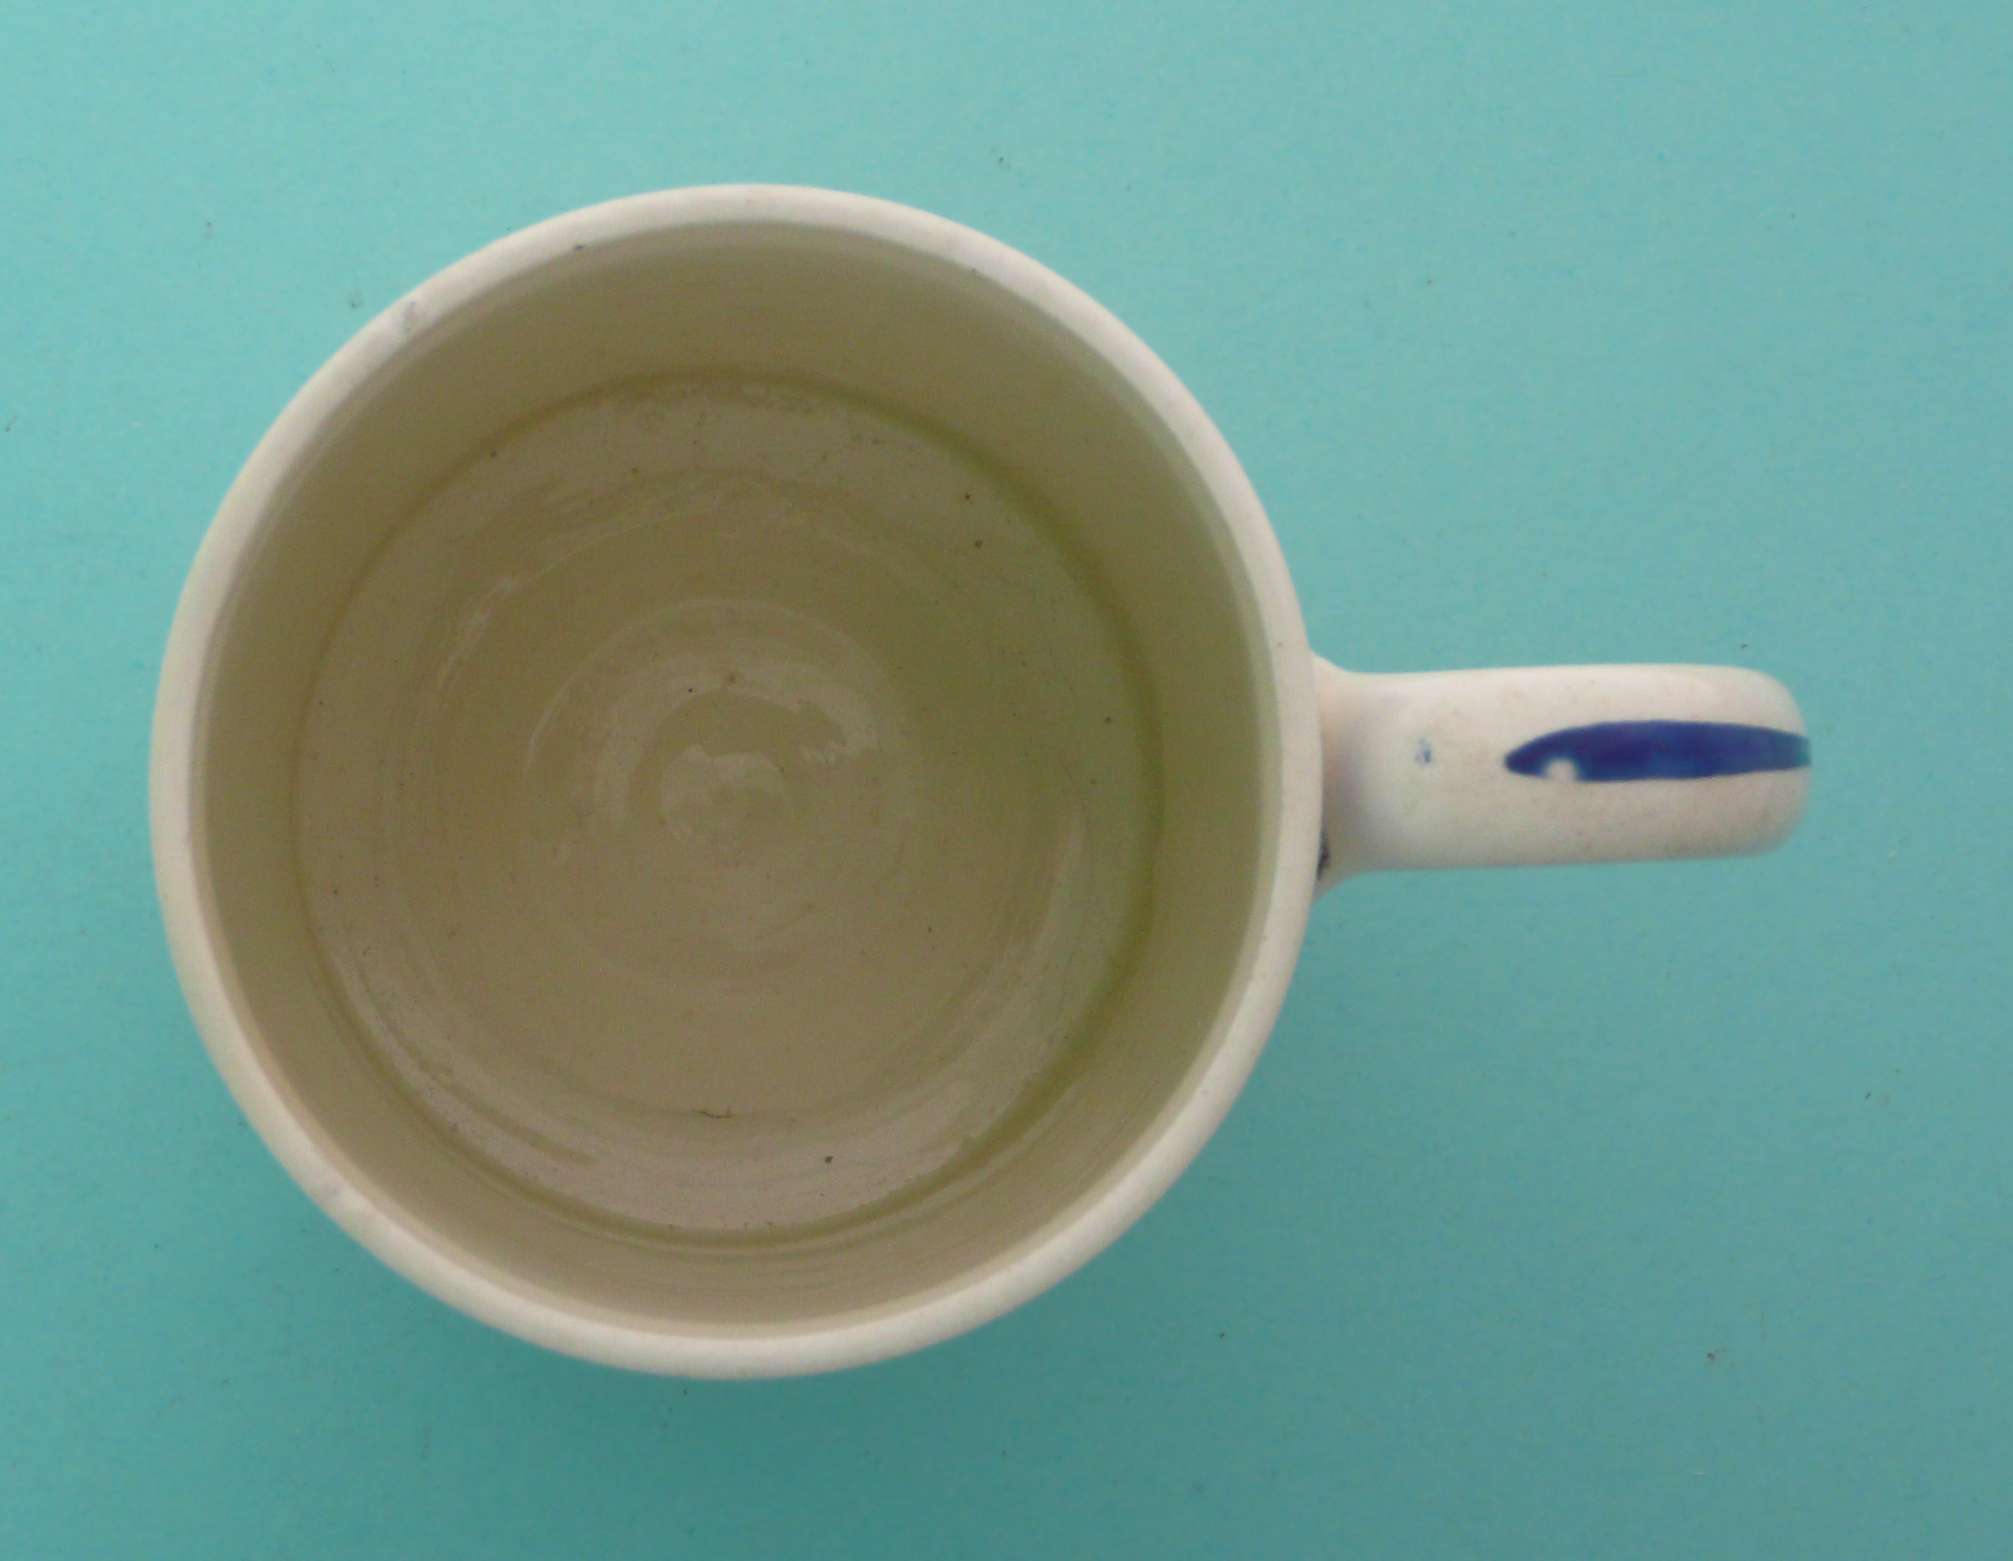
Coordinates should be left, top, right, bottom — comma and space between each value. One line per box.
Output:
3, 2, 2008, 1555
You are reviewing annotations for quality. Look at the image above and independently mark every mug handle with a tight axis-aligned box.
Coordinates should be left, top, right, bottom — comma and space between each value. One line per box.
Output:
1314, 660, 1811, 889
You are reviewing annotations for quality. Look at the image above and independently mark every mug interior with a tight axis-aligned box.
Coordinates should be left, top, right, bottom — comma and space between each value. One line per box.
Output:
187, 204, 1285, 1339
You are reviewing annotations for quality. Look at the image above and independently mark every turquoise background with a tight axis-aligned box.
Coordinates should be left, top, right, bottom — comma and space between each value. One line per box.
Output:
3, 1, 2008, 1554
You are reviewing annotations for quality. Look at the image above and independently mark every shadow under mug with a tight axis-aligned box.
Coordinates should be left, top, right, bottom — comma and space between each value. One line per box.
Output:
153, 187, 1810, 1376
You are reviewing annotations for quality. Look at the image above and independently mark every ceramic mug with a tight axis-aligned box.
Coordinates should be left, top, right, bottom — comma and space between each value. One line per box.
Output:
153, 187, 1810, 1377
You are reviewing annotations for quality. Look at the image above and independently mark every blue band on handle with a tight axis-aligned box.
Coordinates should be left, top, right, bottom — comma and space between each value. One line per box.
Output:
1505, 721, 1811, 782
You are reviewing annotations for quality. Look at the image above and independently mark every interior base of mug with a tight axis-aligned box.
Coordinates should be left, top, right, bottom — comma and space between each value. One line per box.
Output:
299, 373, 1161, 1236
169, 193, 1304, 1355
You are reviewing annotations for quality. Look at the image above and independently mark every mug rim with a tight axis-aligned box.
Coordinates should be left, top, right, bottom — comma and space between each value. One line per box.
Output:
151, 184, 1323, 1376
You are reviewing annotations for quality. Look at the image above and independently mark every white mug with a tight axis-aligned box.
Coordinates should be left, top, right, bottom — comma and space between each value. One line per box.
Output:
153, 187, 1809, 1377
